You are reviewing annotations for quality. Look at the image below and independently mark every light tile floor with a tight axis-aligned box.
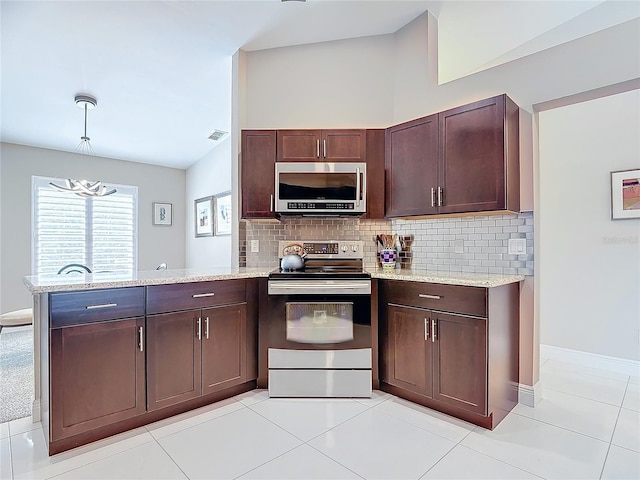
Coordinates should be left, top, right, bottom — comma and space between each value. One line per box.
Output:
1, 359, 638, 480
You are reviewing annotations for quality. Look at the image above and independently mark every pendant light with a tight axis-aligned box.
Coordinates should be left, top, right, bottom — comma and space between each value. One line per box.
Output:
49, 94, 116, 197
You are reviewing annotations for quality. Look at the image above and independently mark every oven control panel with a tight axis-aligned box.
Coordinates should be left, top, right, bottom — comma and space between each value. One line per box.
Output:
280, 240, 363, 259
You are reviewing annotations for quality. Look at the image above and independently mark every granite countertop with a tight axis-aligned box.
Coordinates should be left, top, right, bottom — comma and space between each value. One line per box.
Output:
23, 267, 272, 294
24, 266, 524, 294
368, 268, 524, 288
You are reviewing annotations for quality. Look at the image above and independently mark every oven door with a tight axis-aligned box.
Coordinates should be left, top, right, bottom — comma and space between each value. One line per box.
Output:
266, 281, 371, 351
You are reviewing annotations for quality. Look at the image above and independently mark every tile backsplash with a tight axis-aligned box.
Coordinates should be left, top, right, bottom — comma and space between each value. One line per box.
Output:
243, 211, 534, 276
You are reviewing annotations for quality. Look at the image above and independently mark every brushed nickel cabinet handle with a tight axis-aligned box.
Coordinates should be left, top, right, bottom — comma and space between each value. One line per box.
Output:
270, 194, 274, 212
424, 318, 429, 341
419, 294, 441, 300
438, 187, 443, 207
431, 188, 435, 208
432, 319, 437, 343
316, 139, 320, 158
205, 317, 210, 340
323, 139, 327, 158
197, 317, 202, 340
192, 292, 215, 298
86, 303, 117, 310
138, 326, 144, 352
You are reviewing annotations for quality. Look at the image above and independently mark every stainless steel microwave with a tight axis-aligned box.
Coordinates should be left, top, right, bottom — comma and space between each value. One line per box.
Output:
275, 162, 367, 215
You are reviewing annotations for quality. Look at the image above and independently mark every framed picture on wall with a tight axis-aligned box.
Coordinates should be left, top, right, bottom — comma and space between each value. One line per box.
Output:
611, 169, 640, 220
214, 191, 232, 236
194, 196, 214, 237
152, 202, 172, 226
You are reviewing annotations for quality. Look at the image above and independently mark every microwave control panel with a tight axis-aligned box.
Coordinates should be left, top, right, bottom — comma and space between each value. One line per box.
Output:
286, 202, 355, 210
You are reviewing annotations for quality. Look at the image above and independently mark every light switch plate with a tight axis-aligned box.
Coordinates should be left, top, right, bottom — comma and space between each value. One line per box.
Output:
454, 239, 464, 254
250, 240, 259, 253
508, 238, 526, 255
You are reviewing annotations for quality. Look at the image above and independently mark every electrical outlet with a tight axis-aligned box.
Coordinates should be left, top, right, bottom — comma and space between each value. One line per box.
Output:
454, 239, 464, 254
250, 240, 259, 253
508, 238, 526, 255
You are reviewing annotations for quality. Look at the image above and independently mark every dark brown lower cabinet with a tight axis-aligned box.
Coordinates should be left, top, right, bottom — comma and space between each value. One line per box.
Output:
50, 317, 146, 441
146, 310, 202, 410
380, 279, 518, 429
202, 304, 247, 395
147, 303, 248, 411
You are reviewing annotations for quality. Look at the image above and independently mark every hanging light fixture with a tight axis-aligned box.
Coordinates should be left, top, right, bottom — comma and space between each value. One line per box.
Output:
49, 94, 117, 197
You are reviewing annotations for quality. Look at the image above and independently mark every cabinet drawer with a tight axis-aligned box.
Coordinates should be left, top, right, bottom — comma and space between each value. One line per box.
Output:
146, 279, 246, 314
383, 280, 486, 317
50, 287, 145, 328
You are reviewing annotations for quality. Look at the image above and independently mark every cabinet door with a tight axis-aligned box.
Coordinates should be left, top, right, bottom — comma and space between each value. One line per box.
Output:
322, 130, 366, 162
50, 317, 146, 441
385, 115, 438, 217
385, 305, 432, 396
432, 312, 487, 414
277, 130, 322, 162
241, 130, 276, 218
146, 311, 202, 411
438, 95, 507, 214
201, 304, 247, 395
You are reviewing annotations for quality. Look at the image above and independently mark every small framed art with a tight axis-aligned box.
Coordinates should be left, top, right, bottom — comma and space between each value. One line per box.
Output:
194, 196, 214, 237
214, 191, 232, 236
153, 202, 172, 226
611, 169, 640, 220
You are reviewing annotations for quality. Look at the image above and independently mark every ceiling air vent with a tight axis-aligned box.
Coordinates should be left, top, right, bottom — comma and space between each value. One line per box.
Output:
208, 130, 228, 141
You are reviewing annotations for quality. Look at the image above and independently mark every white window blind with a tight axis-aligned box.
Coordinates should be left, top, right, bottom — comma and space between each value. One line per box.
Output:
32, 176, 138, 276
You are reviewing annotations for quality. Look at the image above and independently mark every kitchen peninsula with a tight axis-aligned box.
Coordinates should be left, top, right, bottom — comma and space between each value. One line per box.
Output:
24, 267, 523, 454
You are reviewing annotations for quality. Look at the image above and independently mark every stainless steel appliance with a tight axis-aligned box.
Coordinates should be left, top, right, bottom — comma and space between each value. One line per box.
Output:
266, 240, 372, 397
275, 162, 367, 215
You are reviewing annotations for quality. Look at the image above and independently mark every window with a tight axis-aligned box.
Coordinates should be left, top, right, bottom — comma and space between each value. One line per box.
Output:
32, 176, 138, 275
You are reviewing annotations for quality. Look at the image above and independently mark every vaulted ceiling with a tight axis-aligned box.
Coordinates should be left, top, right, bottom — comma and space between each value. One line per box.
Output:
1, 1, 636, 169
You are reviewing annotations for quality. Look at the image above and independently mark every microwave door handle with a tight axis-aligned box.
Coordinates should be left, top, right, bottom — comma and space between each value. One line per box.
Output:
356, 167, 361, 207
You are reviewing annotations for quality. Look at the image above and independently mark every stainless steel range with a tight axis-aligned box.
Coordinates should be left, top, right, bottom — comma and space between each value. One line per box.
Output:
265, 240, 372, 398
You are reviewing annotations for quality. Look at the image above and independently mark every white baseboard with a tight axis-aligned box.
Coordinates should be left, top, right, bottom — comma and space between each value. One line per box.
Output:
31, 398, 41, 422
518, 381, 542, 407
541, 344, 640, 377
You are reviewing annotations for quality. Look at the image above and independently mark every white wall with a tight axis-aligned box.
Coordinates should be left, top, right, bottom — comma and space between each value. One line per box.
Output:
245, 34, 395, 128
391, 14, 640, 120
538, 90, 640, 361
185, 137, 232, 268
0, 142, 186, 313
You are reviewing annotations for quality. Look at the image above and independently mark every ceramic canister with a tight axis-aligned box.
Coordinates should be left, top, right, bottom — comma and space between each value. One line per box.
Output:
379, 247, 397, 270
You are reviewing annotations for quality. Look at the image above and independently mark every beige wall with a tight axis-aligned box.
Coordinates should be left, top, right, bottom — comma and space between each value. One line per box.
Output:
0, 143, 186, 313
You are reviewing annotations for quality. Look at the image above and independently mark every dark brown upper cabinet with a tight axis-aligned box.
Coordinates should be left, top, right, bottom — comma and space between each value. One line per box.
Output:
277, 129, 366, 162
385, 94, 520, 218
385, 115, 439, 217
241, 128, 384, 219
241, 130, 277, 219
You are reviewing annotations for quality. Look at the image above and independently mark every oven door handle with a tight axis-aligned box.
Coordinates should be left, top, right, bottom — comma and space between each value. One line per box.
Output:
268, 281, 371, 295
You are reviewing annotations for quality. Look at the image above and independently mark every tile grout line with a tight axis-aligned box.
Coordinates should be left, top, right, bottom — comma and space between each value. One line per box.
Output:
241, 397, 389, 479
598, 394, 625, 480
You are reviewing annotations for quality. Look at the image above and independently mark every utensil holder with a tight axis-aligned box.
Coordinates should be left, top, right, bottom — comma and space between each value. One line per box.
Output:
379, 247, 397, 270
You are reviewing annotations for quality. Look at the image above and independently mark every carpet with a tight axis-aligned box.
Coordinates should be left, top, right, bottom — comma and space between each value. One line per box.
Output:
0, 326, 34, 423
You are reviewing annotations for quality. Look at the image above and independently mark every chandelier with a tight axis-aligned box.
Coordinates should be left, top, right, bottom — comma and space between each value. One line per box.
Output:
49, 94, 116, 197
